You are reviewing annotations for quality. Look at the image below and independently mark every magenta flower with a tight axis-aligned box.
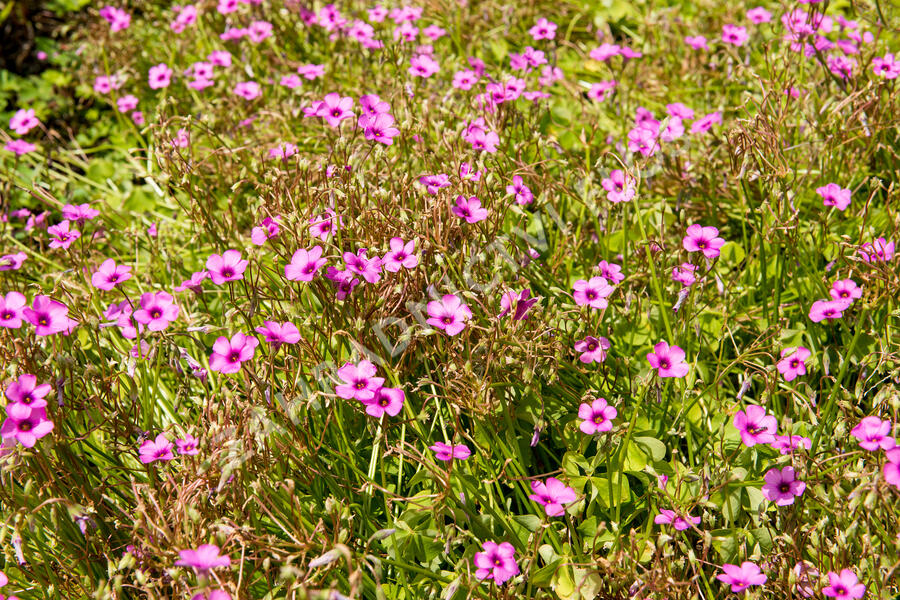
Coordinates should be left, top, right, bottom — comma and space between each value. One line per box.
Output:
175, 544, 231, 571
574, 336, 610, 364
209, 333, 259, 374
344, 248, 383, 284
529, 477, 576, 516
418, 173, 451, 195
335, 360, 384, 402
254, 321, 301, 345
506, 175, 534, 205
206, 250, 248, 285
5, 139, 36, 155
830, 279, 862, 303
578, 397, 617, 434
326, 268, 360, 300
0, 252, 27, 271
361, 386, 405, 417
408, 54, 439, 78
733, 404, 777, 446
250, 216, 281, 245
721, 24, 749, 46
319, 93, 355, 127
23, 295, 73, 336
426, 295, 472, 336
601, 170, 635, 204
309, 210, 341, 241
498, 289, 538, 320
359, 113, 400, 145
716, 562, 767, 593
817, 183, 852, 211
0, 405, 54, 448
430, 442, 471, 461
233, 81, 261, 100
62, 203, 99, 223
529, 18, 557, 40
770, 434, 812, 455
10, 108, 39, 135
175, 270, 209, 293
747, 7, 772, 24
452, 195, 489, 224
91, 259, 133, 291
850, 416, 895, 451
473, 541, 519, 585
5, 374, 51, 410
883, 448, 900, 489
47, 220, 80, 249
176, 434, 200, 455
822, 569, 865, 599
858, 237, 894, 263
872, 54, 900, 79
672, 262, 698, 287
139, 433, 174, 463
654, 509, 701, 530
809, 299, 849, 323
148, 63, 173, 89
0, 291, 26, 328
572, 277, 614, 310
685, 35, 710, 50
647, 341, 689, 378
383, 238, 418, 272
761, 466, 806, 505
596, 261, 624, 284
285, 246, 326, 281
683, 224, 725, 259
587, 80, 617, 102
133, 292, 179, 331
776, 346, 811, 382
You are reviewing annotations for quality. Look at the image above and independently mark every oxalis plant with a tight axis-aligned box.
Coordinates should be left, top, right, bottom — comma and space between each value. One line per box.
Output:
0, 0, 899, 598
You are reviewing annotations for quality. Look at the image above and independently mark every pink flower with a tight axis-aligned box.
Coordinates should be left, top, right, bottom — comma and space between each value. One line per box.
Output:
9, 109, 39, 135
452, 70, 480, 90
247, 20, 272, 43
206, 250, 248, 285
62, 203, 99, 223
473, 541, 519, 584
589, 43, 620, 61
408, 54, 439, 77
344, 248, 383, 284
647, 341, 689, 378
359, 113, 400, 145
809, 299, 849, 322
529, 477, 576, 516
23, 295, 74, 336
0, 252, 28, 271
627, 126, 658, 157
175, 544, 231, 571
850, 416, 895, 451
430, 442, 471, 461
597, 261, 624, 284
335, 360, 384, 402
297, 64, 324, 80
176, 435, 200, 455
872, 53, 900, 79
747, 7, 772, 24
574, 336, 610, 364
5, 140, 36, 155
601, 170, 636, 203
776, 347, 811, 381
716, 562, 767, 593
5, 374, 51, 410
572, 277, 614, 310
139, 433, 174, 463
383, 238, 418, 272
761, 466, 806, 505
91, 259, 132, 291
822, 569, 865, 599
685, 35, 709, 50
133, 291, 180, 331
309, 210, 341, 240
361, 386, 405, 417
47, 220, 80, 249
116, 95, 139, 113
683, 224, 725, 258
721, 24, 749, 46
858, 237, 895, 263
452, 196, 489, 224
148, 63, 173, 89
233, 81, 261, 100
418, 174, 450, 195
319, 93, 354, 127
883, 448, 900, 489
770, 435, 812, 455
209, 333, 259, 374
816, 183, 852, 211
733, 404, 777, 446
0, 292, 27, 328
498, 289, 538, 320
100, 6, 131, 31
506, 175, 534, 205
578, 397, 616, 434
587, 80, 616, 102
690, 111, 721, 134
285, 246, 326, 282
175, 270, 209, 293
254, 321, 301, 345
1, 405, 54, 448
830, 279, 862, 303
250, 217, 280, 245
426, 295, 472, 336
654, 509, 701, 530
529, 18, 557, 40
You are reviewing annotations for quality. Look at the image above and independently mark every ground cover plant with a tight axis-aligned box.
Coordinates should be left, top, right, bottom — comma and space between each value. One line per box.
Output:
1, 0, 900, 598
